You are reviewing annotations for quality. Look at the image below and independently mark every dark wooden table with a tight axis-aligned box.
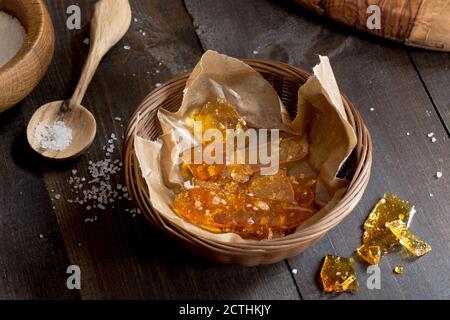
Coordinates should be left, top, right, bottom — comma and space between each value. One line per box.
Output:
0, 0, 448, 300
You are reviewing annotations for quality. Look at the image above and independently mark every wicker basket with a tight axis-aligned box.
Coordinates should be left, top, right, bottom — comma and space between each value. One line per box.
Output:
123, 59, 372, 266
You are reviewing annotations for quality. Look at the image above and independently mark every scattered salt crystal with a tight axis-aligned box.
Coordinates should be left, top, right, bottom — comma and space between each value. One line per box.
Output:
369, 108, 375, 112
34, 121, 72, 151
155, 83, 162, 87
39, 234, 44, 239
252, 50, 259, 55
427, 132, 434, 138
436, 171, 443, 179
133, 17, 138, 22
247, 217, 255, 225
406, 132, 410, 136
292, 269, 297, 274
124, 45, 131, 50
54, 194, 61, 200
83, 37, 90, 45
114, 117, 122, 121
56, 132, 140, 218
0, 11, 26, 68
429, 193, 434, 197
431, 137, 437, 143
78, 243, 82, 247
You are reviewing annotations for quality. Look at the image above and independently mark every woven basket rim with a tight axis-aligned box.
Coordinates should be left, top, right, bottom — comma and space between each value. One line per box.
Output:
123, 58, 372, 254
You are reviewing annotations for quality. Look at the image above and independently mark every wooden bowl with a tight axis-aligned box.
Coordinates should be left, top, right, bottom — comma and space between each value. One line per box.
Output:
294, 0, 450, 52
123, 59, 372, 266
0, 0, 55, 112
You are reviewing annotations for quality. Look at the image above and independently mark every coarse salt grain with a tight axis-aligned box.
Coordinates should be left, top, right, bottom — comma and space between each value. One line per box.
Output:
436, 171, 443, 179
34, 121, 72, 151
0, 11, 26, 68
292, 269, 298, 274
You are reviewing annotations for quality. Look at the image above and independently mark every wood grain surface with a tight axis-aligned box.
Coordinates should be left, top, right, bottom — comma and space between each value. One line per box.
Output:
0, 0, 448, 299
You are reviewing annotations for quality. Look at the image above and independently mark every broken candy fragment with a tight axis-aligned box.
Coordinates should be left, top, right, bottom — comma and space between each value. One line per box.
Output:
394, 266, 404, 274
192, 99, 246, 136
386, 220, 432, 257
320, 255, 359, 293
362, 194, 415, 254
356, 244, 382, 265
172, 182, 314, 239
248, 170, 295, 203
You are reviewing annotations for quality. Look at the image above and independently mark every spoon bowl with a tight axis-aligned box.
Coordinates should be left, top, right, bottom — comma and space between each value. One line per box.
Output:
27, 101, 96, 160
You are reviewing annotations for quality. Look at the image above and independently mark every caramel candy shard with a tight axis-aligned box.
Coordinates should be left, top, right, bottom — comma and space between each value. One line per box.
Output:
289, 175, 317, 207
249, 170, 295, 203
356, 244, 382, 265
279, 135, 309, 163
386, 220, 432, 257
362, 194, 415, 253
172, 182, 314, 240
394, 266, 404, 274
320, 255, 359, 293
193, 100, 246, 135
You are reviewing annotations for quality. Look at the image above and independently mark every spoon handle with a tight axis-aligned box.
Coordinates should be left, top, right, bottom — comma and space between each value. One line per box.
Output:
68, 0, 132, 109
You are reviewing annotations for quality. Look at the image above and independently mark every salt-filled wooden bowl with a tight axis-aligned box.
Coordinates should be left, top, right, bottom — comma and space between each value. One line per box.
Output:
123, 59, 373, 266
0, 0, 55, 113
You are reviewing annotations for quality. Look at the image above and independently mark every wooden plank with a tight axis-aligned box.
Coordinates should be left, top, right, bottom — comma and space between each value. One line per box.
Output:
184, 0, 450, 299
0, 107, 78, 299
409, 51, 450, 133
8, 0, 300, 299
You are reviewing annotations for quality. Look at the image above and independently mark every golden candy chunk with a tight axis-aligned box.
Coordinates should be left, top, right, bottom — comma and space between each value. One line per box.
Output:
356, 244, 382, 265
289, 175, 317, 207
394, 266, 404, 274
172, 183, 314, 240
320, 256, 359, 293
278, 135, 309, 163
386, 220, 432, 257
193, 100, 246, 135
248, 170, 295, 203
362, 194, 415, 253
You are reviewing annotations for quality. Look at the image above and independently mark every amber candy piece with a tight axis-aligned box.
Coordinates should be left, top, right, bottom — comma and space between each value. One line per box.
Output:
394, 266, 404, 274
193, 99, 246, 135
386, 220, 432, 257
172, 182, 314, 239
362, 194, 415, 254
289, 175, 317, 207
320, 255, 359, 293
278, 135, 309, 163
356, 244, 382, 265
248, 170, 295, 203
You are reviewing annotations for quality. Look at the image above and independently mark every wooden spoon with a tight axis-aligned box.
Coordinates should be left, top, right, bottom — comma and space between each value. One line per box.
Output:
27, 0, 131, 160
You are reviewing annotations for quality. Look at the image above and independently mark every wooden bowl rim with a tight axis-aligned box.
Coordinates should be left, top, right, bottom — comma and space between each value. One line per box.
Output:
123, 58, 372, 250
0, 0, 48, 73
